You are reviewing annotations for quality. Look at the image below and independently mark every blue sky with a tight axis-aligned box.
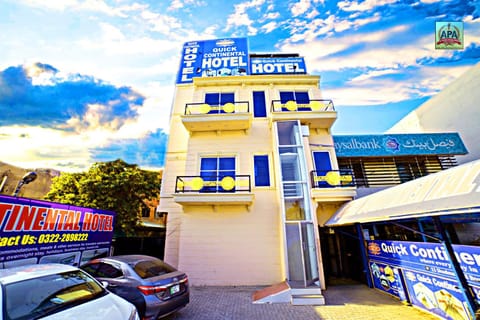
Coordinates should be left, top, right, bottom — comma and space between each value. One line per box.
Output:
0, 0, 479, 172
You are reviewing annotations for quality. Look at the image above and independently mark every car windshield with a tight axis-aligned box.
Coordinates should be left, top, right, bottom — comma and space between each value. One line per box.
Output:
134, 259, 175, 279
4, 270, 105, 320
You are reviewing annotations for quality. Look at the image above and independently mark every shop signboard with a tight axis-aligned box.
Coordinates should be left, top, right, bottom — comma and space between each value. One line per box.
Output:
250, 57, 306, 75
367, 240, 479, 320
333, 133, 467, 157
176, 38, 249, 84
0, 195, 115, 268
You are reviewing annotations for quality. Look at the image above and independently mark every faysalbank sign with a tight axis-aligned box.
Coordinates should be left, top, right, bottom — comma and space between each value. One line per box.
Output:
333, 133, 467, 157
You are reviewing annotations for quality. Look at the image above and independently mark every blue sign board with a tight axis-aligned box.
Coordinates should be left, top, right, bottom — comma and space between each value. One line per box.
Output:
367, 240, 479, 320
0, 195, 115, 268
333, 133, 467, 157
250, 57, 306, 75
176, 38, 249, 84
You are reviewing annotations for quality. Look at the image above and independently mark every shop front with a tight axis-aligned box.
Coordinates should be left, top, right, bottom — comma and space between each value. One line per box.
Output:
326, 160, 480, 319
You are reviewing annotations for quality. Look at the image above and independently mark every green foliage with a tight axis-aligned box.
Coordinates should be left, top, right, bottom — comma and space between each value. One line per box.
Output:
45, 159, 161, 237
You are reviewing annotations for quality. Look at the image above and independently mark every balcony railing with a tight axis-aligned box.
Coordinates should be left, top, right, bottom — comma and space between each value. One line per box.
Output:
175, 175, 252, 193
184, 101, 249, 115
310, 169, 356, 188
271, 99, 335, 113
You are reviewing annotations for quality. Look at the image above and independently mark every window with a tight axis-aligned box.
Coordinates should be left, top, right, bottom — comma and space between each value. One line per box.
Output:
253, 91, 267, 117
254, 155, 270, 186
200, 157, 236, 192
280, 91, 309, 103
141, 206, 151, 218
280, 91, 310, 111
205, 92, 234, 114
81, 263, 123, 278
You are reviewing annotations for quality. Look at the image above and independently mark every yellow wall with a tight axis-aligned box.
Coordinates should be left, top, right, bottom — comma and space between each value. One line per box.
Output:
159, 75, 346, 286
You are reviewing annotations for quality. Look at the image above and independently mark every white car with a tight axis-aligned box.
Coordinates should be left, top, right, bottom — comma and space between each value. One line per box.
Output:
0, 263, 139, 320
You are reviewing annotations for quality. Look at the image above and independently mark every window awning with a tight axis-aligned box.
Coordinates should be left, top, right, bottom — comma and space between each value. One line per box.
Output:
325, 160, 480, 226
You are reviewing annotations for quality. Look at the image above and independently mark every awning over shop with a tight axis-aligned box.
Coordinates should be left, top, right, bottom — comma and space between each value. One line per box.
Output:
325, 159, 480, 226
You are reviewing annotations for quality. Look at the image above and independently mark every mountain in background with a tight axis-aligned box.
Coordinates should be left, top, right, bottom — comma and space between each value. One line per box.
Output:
0, 161, 60, 199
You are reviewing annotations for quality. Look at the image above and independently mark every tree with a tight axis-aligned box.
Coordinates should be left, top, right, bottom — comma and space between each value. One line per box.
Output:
45, 159, 161, 236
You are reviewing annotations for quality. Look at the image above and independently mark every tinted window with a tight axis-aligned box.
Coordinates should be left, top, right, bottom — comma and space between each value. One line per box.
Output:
82, 262, 123, 278
134, 259, 175, 279
254, 155, 270, 187
5, 271, 105, 320
253, 91, 266, 117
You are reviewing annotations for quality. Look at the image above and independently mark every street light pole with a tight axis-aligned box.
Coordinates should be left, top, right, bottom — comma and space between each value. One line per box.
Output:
12, 171, 38, 197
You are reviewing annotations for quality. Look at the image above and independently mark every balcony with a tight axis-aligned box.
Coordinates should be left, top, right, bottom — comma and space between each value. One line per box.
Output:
270, 99, 337, 130
173, 175, 255, 209
310, 169, 357, 203
181, 101, 252, 133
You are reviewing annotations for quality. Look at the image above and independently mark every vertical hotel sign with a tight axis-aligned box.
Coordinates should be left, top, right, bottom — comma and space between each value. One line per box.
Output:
436, 21, 464, 50
176, 38, 249, 84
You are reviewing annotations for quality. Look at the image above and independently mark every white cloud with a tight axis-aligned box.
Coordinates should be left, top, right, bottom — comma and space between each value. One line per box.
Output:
224, 0, 267, 35
0, 126, 95, 172
18, 0, 145, 17
168, 0, 206, 11
337, 0, 399, 12
350, 68, 400, 82
261, 21, 278, 33
290, 0, 312, 17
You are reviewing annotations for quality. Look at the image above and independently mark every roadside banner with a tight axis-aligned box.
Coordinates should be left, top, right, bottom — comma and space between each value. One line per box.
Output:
0, 195, 115, 268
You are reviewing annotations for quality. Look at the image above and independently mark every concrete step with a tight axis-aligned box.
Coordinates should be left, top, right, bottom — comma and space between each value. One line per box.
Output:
290, 287, 322, 296
291, 293, 325, 305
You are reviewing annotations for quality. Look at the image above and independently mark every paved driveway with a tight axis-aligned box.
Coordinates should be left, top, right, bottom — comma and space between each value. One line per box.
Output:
164, 284, 439, 320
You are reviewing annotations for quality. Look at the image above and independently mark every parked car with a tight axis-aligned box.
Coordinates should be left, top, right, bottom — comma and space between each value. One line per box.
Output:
0, 263, 139, 320
81, 255, 189, 320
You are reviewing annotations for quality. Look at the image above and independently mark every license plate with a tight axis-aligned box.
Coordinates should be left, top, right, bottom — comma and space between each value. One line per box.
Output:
170, 284, 180, 294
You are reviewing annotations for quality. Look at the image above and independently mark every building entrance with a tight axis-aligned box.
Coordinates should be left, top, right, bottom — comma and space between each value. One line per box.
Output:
319, 226, 366, 286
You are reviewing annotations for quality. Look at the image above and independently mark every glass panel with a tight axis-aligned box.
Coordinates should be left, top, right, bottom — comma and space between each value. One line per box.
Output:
280, 149, 301, 181
277, 121, 301, 146
286, 223, 305, 282
254, 155, 270, 186
220, 93, 234, 104
219, 157, 235, 170
253, 91, 267, 117
295, 92, 310, 104
280, 91, 294, 104
303, 223, 319, 283
205, 93, 219, 105
200, 158, 217, 170
282, 182, 303, 198
285, 199, 305, 221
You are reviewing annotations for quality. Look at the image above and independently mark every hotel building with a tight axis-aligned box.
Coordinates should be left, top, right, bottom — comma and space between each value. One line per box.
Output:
157, 38, 472, 306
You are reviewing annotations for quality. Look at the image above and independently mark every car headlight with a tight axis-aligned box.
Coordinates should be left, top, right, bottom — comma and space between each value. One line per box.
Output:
128, 308, 140, 320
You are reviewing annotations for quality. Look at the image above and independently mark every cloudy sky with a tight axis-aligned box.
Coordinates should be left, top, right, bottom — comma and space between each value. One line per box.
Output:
0, 0, 479, 172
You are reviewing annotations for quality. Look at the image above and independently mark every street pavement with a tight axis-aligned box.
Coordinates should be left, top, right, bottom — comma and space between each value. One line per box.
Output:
164, 284, 439, 320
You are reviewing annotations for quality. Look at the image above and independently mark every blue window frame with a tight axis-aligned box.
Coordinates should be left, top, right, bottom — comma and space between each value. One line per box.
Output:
253, 91, 267, 117
205, 92, 234, 114
313, 151, 333, 188
280, 91, 310, 111
200, 157, 235, 192
254, 155, 270, 187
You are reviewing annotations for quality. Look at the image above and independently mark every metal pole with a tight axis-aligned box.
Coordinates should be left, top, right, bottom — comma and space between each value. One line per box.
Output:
355, 223, 373, 288
433, 216, 479, 319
